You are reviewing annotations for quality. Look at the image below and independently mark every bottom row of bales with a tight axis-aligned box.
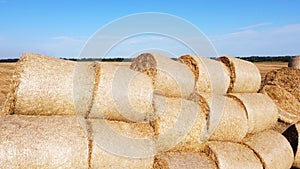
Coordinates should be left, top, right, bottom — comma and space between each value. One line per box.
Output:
0, 115, 297, 169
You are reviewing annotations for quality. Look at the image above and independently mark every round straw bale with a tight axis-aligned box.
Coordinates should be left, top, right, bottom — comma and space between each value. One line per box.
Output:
228, 93, 278, 134
260, 85, 300, 124
130, 53, 195, 97
205, 95, 248, 141
289, 56, 300, 69
242, 130, 294, 169
219, 56, 261, 93
74, 61, 100, 117
88, 119, 154, 168
154, 152, 217, 169
203, 141, 263, 169
282, 122, 300, 168
0, 115, 88, 168
152, 95, 208, 153
262, 67, 300, 101
179, 54, 230, 94
11, 53, 96, 116
89, 63, 154, 122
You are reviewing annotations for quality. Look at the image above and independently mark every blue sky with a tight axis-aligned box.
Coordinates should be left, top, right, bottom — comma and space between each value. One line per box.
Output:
0, 0, 300, 58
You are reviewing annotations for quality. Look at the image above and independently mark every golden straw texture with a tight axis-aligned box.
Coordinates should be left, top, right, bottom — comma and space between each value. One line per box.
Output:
203, 141, 263, 169
130, 53, 195, 97
89, 119, 154, 169
0, 115, 89, 168
228, 93, 278, 134
205, 95, 248, 141
11, 53, 96, 116
179, 54, 230, 94
89, 63, 154, 122
262, 67, 300, 101
260, 85, 300, 124
153, 152, 217, 169
243, 130, 294, 169
219, 56, 261, 93
152, 95, 208, 153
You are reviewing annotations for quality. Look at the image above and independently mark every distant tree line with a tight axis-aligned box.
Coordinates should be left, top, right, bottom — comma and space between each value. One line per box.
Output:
236, 56, 293, 62
0, 56, 294, 63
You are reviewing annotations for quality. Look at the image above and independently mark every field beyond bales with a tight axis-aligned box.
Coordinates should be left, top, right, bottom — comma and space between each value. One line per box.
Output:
254, 62, 288, 79
0, 63, 15, 106
0, 61, 287, 104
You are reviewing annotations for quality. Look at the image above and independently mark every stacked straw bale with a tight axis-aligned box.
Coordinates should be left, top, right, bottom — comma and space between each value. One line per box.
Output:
89, 63, 154, 122
6, 53, 96, 116
0, 115, 89, 168
228, 93, 278, 134
130, 53, 195, 97
154, 152, 217, 169
178, 54, 230, 94
219, 56, 261, 93
242, 130, 294, 169
203, 94, 248, 141
203, 141, 263, 169
88, 120, 155, 168
152, 94, 208, 153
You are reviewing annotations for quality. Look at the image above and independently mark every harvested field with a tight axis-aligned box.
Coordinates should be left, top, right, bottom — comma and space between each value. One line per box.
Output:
0, 63, 15, 112
254, 62, 288, 79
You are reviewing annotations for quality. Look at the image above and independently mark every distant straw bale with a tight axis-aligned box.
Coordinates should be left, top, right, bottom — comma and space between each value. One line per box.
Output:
288, 56, 300, 69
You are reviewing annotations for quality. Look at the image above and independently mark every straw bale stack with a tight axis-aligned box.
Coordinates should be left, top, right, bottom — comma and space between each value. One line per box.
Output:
89, 63, 154, 122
